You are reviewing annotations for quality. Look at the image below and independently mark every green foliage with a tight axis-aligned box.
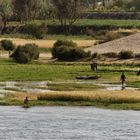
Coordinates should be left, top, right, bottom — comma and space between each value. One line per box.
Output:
119, 50, 134, 59
12, 0, 47, 22
52, 40, 77, 58
0, 39, 15, 51
0, 0, 13, 34
0, 0, 13, 18
51, 0, 82, 34
52, 40, 90, 61
53, 40, 77, 48
22, 23, 44, 39
11, 43, 39, 63
56, 46, 90, 61
128, 0, 140, 12
95, 6, 106, 11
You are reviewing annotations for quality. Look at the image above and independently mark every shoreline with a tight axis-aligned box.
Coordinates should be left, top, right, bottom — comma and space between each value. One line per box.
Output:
1, 100, 140, 111
1, 90, 140, 110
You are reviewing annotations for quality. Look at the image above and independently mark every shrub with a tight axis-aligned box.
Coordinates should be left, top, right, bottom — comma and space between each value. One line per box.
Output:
52, 40, 77, 58
52, 40, 90, 61
1, 40, 15, 56
22, 23, 44, 39
11, 43, 40, 63
54, 45, 90, 61
102, 52, 118, 58
119, 50, 134, 59
53, 40, 77, 48
84, 12, 140, 20
99, 32, 123, 43
135, 53, 140, 58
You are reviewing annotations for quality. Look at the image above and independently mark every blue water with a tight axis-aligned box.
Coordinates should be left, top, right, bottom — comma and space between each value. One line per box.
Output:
0, 106, 140, 140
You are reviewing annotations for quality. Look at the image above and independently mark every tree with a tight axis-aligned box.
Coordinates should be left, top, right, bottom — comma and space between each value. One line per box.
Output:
1, 40, 15, 57
38, 0, 50, 19
93, 0, 96, 9
12, 0, 46, 22
102, 0, 105, 7
0, 0, 13, 34
51, 0, 83, 34
130, 0, 140, 11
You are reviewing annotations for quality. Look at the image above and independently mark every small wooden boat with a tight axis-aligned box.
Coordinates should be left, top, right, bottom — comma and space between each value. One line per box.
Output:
76, 75, 101, 80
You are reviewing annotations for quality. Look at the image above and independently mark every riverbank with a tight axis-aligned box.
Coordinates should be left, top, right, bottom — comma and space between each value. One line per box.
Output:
0, 58, 139, 110
1, 90, 140, 110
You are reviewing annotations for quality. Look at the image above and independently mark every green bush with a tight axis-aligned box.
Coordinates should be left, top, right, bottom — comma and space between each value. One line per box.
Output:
22, 24, 44, 39
1, 40, 15, 56
53, 40, 77, 48
52, 40, 90, 61
119, 50, 134, 59
56, 45, 90, 61
11, 43, 40, 63
52, 40, 77, 58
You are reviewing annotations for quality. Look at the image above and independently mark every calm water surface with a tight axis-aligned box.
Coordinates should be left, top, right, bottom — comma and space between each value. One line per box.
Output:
0, 106, 140, 140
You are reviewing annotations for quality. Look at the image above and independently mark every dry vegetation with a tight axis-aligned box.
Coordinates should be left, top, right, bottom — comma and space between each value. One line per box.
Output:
8, 92, 39, 101
37, 90, 140, 104
0, 38, 96, 48
3, 86, 140, 110
8, 90, 140, 104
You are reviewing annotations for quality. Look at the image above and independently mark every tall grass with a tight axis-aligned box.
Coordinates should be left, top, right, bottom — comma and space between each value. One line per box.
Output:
38, 90, 140, 104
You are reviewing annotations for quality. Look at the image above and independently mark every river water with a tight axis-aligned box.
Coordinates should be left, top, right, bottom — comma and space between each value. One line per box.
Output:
0, 106, 140, 140
0, 81, 138, 95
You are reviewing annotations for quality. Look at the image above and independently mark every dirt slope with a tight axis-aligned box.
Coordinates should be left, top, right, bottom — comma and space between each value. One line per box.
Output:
86, 33, 140, 54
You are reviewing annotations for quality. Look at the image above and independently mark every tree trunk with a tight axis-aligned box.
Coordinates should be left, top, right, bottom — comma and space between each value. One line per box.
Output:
93, 0, 96, 9
1, 18, 7, 35
102, 0, 105, 7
